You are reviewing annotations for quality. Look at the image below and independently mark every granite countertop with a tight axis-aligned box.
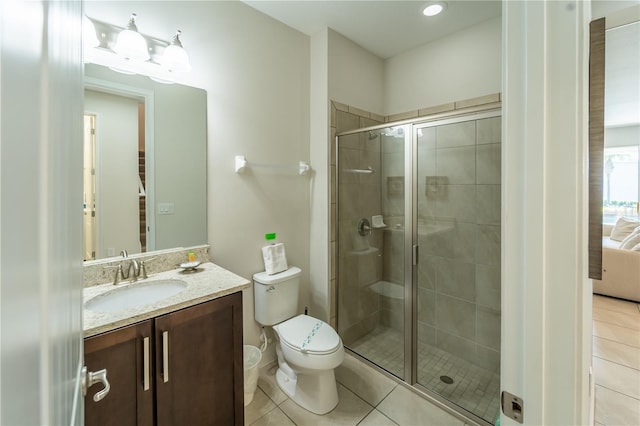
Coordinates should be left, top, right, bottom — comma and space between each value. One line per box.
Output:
83, 262, 250, 338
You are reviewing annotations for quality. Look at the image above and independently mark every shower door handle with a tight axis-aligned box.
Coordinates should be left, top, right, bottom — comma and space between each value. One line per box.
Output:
412, 245, 419, 265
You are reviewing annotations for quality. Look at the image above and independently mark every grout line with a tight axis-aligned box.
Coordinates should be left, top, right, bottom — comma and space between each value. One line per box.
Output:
279, 406, 297, 425
354, 407, 376, 426
373, 384, 399, 409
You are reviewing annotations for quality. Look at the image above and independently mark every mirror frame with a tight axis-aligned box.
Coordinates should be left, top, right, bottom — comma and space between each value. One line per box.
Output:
588, 17, 605, 280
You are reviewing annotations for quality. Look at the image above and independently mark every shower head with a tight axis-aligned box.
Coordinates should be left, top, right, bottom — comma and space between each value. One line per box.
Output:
368, 131, 379, 140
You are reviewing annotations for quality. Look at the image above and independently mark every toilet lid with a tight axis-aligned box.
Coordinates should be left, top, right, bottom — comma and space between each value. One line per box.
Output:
276, 315, 341, 355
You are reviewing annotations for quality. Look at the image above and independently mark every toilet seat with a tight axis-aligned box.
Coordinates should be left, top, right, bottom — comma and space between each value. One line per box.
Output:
275, 314, 341, 355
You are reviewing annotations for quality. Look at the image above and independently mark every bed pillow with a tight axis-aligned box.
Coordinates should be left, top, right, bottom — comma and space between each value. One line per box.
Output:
619, 227, 640, 249
610, 217, 640, 242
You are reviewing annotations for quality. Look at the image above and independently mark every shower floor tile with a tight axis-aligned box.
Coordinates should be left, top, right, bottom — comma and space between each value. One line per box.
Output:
349, 325, 500, 423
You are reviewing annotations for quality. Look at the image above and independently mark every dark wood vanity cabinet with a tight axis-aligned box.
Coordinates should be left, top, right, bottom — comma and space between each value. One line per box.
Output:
84, 320, 154, 426
84, 292, 244, 426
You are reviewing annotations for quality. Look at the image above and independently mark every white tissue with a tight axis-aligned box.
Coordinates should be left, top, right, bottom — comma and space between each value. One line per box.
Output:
262, 243, 288, 275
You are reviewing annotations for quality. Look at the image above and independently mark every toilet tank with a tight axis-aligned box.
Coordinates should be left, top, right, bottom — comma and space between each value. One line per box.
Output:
253, 266, 301, 326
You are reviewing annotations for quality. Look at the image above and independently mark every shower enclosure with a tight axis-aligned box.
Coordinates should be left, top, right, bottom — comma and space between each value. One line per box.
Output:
336, 109, 501, 424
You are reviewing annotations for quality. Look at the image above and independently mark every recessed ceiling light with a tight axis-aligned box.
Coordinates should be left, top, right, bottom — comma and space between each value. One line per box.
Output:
422, 1, 447, 17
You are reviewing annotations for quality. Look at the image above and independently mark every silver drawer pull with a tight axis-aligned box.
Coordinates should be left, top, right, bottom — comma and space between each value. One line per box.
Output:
143, 337, 150, 391
162, 331, 169, 383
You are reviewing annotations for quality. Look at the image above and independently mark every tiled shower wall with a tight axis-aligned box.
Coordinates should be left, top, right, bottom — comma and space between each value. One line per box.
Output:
331, 103, 385, 342
330, 94, 501, 371
415, 116, 502, 373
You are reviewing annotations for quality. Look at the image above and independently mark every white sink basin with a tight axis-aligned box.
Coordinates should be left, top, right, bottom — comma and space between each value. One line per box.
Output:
85, 279, 188, 312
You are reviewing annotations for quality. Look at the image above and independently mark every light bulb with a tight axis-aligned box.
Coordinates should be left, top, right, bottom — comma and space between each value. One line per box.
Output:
160, 31, 192, 72
113, 14, 150, 61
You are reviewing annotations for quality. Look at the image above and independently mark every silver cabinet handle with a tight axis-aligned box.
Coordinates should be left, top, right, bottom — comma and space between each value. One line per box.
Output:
143, 337, 150, 391
82, 366, 111, 402
162, 331, 169, 383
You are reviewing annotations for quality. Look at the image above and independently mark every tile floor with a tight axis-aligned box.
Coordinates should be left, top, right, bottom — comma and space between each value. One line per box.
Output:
246, 295, 640, 425
349, 326, 500, 423
592, 294, 640, 426
245, 353, 479, 426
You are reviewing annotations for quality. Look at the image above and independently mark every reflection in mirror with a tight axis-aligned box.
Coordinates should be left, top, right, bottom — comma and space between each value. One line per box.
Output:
83, 64, 207, 261
603, 20, 640, 223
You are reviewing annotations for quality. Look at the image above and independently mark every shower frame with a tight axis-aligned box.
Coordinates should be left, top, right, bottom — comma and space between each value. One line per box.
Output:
335, 104, 502, 426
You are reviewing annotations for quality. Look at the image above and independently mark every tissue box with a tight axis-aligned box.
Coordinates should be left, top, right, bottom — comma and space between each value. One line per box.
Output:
262, 243, 288, 275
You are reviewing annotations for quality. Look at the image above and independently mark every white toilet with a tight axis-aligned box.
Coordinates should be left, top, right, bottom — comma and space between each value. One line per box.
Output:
253, 266, 344, 415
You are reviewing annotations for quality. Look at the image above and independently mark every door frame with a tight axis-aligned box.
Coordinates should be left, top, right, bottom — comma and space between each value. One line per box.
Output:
501, 1, 591, 424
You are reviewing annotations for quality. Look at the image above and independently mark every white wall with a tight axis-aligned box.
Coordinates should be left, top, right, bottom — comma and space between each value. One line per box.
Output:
328, 29, 385, 115
384, 17, 501, 115
85, 2, 311, 362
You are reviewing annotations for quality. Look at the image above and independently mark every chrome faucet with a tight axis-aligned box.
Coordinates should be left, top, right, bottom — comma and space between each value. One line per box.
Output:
104, 250, 141, 285
126, 258, 141, 282
120, 250, 141, 282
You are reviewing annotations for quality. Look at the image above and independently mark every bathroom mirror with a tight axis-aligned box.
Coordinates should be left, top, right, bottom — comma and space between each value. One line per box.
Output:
83, 63, 207, 261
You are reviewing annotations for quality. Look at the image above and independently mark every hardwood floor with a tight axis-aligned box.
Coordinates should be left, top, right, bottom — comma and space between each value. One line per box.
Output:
592, 295, 640, 426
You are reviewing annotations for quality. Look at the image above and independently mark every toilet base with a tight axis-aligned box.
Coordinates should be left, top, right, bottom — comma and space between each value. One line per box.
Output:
275, 364, 339, 415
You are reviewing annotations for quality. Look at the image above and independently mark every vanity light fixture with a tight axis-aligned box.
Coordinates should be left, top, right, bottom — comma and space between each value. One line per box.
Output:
84, 14, 193, 83
160, 30, 192, 73
422, 1, 447, 17
113, 13, 150, 61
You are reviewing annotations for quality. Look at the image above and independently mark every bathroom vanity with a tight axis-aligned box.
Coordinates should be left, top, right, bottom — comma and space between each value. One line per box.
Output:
83, 261, 249, 425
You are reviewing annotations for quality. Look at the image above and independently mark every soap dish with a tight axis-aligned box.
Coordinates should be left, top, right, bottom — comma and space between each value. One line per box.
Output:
179, 261, 201, 272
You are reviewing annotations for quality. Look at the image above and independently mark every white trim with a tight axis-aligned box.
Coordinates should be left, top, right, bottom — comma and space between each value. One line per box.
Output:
502, 1, 591, 424
84, 77, 156, 252
83, 111, 102, 259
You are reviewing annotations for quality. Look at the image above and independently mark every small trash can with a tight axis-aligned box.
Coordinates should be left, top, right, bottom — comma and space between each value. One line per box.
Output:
243, 345, 262, 406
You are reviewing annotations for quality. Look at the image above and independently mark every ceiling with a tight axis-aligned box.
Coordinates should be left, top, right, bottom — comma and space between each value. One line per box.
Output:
242, 1, 502, 59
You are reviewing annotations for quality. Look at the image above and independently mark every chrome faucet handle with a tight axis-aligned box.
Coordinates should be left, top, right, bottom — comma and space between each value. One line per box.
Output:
103, 263, 124, 285
139, 257, 157, 280
120, 249, 128, 258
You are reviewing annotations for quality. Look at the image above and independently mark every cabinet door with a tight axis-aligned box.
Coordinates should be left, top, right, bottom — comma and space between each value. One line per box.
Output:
85, 321, 154, 426
155, 293, 243, 426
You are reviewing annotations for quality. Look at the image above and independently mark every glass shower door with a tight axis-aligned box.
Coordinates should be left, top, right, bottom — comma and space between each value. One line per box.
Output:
414, 113, 502, 423
337, 125, 411, 380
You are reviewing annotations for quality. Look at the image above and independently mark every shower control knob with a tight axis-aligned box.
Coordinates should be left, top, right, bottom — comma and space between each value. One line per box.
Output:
358, 218, 372, 236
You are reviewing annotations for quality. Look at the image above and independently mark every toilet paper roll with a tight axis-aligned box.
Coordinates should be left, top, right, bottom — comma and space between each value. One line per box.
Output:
262, 243, 288, 275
